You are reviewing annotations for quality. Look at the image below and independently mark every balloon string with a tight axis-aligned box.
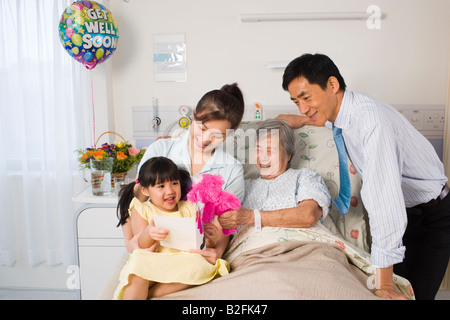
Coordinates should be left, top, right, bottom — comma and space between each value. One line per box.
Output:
90, 70, 96, 148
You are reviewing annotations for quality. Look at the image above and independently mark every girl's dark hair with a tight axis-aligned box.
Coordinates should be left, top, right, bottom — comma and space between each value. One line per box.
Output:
282, 53, 346, 92
116, 157, 191, 226
193, 82, 245, 130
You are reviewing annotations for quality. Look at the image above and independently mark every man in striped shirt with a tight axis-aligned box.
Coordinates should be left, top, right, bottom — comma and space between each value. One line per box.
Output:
277, 53, 450, 300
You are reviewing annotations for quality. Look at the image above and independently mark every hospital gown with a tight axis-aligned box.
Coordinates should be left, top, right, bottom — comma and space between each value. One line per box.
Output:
224, 168, 332, 263
243, 168, 331, 217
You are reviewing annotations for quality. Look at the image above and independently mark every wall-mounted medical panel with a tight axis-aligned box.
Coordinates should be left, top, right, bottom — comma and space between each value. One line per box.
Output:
132, 105, 193, 148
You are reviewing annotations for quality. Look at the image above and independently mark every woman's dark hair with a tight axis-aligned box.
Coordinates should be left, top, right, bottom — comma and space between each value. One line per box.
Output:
116, 157, 191, 226
282, 53, 346, 92
193, 82, 245, 130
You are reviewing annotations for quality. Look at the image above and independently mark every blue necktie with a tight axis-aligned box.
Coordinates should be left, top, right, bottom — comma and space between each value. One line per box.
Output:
332, 125, 351, 214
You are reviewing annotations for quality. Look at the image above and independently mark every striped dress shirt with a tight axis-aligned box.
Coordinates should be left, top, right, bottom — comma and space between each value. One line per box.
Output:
333, 90, 448, 268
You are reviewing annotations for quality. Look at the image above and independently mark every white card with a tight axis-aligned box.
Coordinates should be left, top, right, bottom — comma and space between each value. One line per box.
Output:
152, 215, 205, 251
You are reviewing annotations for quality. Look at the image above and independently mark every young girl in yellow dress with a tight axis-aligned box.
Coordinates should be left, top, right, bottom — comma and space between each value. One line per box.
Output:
114, 157, 229, 300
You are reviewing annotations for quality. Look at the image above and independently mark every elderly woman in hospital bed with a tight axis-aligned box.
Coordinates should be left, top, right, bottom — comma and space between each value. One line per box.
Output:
157, 119, 413, 300
219, 119, 331, 232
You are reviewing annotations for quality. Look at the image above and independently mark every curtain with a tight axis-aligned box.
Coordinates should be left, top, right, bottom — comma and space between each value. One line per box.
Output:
0, 0, 92, 267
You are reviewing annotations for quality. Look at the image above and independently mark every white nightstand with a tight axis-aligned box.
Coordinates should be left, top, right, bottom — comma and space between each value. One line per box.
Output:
72, 187, 126, 300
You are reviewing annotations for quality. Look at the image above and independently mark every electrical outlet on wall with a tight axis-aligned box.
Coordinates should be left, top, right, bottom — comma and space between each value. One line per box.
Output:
423, 110, 445, 131
410, 110, 423, 130
395, 104, 445, 140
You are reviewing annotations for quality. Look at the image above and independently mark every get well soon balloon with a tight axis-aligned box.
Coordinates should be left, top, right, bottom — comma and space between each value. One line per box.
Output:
59, 1, 119, 69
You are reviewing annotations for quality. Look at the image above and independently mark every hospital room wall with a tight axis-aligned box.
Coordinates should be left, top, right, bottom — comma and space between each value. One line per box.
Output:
101, 0, 450, 143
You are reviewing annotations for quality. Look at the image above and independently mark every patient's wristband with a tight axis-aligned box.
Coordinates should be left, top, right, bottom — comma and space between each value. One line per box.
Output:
253, 209, 262, 232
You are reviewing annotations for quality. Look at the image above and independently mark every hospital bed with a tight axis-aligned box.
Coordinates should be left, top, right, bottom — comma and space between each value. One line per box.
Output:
98, 122, 414, 299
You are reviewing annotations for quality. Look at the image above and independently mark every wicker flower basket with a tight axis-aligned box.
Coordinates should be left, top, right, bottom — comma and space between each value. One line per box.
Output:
95, 131, 142, 188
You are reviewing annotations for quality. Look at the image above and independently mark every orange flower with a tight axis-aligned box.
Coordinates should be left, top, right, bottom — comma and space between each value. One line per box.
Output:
93, 150, 106, 160
116, 151, 128, 160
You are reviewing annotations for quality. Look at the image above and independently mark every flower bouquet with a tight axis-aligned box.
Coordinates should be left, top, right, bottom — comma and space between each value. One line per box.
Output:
76, 132, 146, 188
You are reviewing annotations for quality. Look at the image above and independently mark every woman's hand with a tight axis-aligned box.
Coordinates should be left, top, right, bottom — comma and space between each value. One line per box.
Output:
218, 207, 253, 230
125, 231, 159, 253
125, 232, 139, 253
203, 222, 221, 248
190, 218, 230, 265
189, 247, 220, 265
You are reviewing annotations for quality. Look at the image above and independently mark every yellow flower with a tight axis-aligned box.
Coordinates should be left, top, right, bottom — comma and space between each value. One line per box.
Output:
115, 141, 125, 148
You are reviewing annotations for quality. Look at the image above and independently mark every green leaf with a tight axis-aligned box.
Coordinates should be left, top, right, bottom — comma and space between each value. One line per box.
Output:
301, 155, 310, 161
299, 132, 309, 138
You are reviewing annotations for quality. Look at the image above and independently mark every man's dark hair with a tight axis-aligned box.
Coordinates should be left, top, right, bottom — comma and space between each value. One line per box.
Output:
282, 53, 346, 92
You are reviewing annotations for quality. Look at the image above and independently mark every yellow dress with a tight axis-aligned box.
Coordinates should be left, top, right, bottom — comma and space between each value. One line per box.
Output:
113, 198, 230, 300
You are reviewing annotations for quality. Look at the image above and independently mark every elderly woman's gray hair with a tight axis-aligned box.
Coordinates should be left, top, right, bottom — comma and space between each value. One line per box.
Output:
256, 119, 296, 163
